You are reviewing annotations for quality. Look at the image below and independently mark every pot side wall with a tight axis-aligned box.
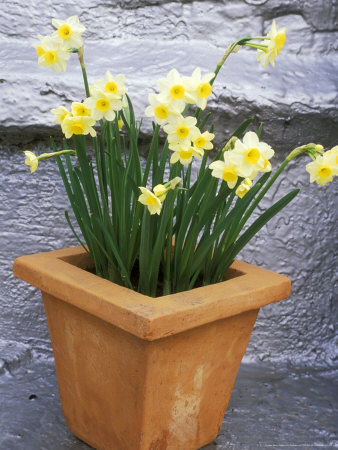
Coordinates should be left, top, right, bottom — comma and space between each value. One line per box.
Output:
42, 291, 258, 450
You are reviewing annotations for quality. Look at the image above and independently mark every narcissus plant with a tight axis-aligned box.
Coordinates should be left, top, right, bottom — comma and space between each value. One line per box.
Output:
24, 15, 337, 297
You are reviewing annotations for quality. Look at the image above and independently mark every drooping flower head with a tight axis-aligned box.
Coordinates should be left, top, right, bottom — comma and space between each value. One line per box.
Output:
257, 20, 286, 68
52, 15, 86, 50
35, 34, 70, 73
236, 178, 253, 198
306, 151, 338, 186
138, 187, 162, 215
24, 151, 38, 173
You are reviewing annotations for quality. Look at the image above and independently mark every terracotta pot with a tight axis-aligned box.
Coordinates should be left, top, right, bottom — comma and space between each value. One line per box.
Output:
13, 246, 290, 450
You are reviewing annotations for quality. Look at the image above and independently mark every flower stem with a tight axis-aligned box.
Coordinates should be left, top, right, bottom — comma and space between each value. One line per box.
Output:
212, 41, 240, 85
38, 149, 77, 160
244, 42, 268, 51
78, 46, 90, 98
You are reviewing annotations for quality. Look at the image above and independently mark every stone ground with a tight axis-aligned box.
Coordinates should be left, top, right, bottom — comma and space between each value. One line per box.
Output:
0, 345, 337, 450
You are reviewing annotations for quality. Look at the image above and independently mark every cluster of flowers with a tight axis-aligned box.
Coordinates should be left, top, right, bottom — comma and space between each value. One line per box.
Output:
145, 68, 216, 166
209, 131, 274, 198
34, 16, 85, 73
26, 15, 338, 217
51, 71, 127, 139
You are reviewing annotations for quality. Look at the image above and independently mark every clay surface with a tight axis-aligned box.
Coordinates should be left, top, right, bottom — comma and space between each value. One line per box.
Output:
13, 246, 291, 449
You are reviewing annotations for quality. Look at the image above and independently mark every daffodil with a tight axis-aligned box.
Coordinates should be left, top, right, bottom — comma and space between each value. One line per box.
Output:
164, 115, 200, 150
236, 178, 253, 198
24, 151, 39, 173
256, 20, 286, 68
138, 187, 162, 215
326, 145, 338, 164
50, 106, 70, 124
157, 69, 188, 111
169, 176, 182, 189
230, 131, 274, 179
52, 15, 86, 50
153, 184, 167, 201
145, 93, 182, 125
36, 34, 70, 73
62, 115, 97, 139
184, 68, 215, 110
90, 72, 127, 98
118, 119, 124, 129
84, 91, 123, 121
209, 151, 241, 189
170, 146, 203, 165
306, 151, 338, 186
71, 102, 92, 117
193, 130, 215, 153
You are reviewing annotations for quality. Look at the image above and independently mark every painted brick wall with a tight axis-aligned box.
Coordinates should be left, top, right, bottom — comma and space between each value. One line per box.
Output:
1, 0, 337, 368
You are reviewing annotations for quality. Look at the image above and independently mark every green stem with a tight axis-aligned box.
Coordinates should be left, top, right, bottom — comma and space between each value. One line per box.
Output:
244, 42, 268, 51
78, 47, 90, 98
38, 150, 77, 160
212, 39, 245, 85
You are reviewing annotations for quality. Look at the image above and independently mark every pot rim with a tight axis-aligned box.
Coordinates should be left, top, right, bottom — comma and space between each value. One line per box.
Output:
13, 246, 291, 341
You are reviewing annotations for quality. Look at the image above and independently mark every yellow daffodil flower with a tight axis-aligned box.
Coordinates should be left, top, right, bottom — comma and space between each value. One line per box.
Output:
71, 102, 92, 117
51, 15, 86, 50
24, 151, 38, 173
118, 119, 124, 129
62, 115, 97, 139
184, 68, 215, 110
84, 91, 123, 121
35, 34, 70, 73
169, 176, 182, 189
170, 146, 203, 166
257, 20, 286, 68
236, 178, 253, 198
50, 106, 71, 124
138, 187, 162, 215
90, 72, 127, 99
326, 145, 338, 164
145, 93, 182, 125
164, 115, 200, 150
157, 69, 188, 111
230, 131, 274, 179
153, 184, 167, 201
193, 130, 215, 152
306, 151, 338, 186
209, 152, 240, 189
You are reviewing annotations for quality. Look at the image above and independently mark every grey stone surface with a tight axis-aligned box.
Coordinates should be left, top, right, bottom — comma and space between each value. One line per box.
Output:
0, 355, 337, 449
1, 0, 338, 149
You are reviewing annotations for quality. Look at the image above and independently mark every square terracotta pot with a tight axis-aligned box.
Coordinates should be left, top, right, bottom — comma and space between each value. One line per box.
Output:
13, 246, 291, 450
